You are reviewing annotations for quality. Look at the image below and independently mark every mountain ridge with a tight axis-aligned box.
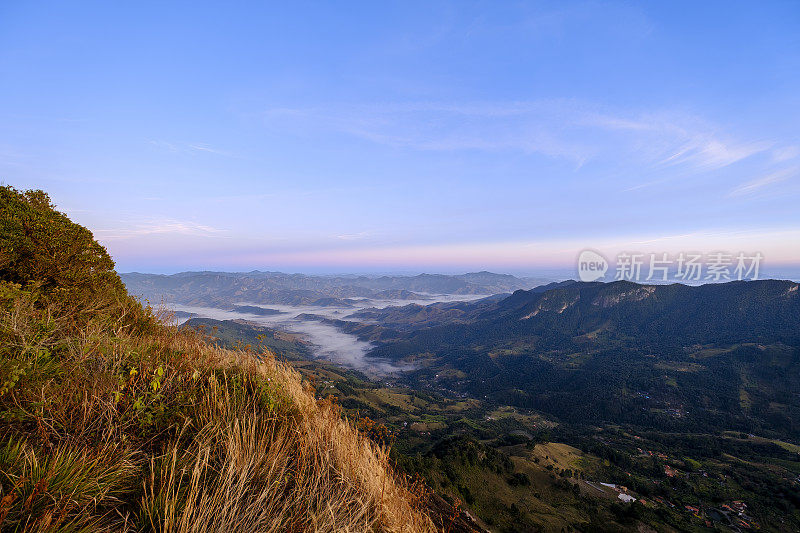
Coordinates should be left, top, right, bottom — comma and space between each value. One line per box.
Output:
363, 278, 800, 438
121, 270, 548, 308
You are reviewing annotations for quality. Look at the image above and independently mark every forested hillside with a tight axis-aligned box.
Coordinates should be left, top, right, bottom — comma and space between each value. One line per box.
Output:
367, 279, 800, 437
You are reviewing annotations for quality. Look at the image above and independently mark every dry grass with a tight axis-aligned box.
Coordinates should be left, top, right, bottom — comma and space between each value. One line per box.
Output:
0, 285, 437, 532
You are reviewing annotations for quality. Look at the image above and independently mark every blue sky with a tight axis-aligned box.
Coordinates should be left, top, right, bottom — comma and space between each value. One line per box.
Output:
1, 1, 799, 274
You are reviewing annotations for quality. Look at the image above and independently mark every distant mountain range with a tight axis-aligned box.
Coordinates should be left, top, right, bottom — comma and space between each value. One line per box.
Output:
121, 270, 548, 307
124, 268, 800, 441
163, 274, 800, 440
367, 279, 800, 344
364, 279, 800, 438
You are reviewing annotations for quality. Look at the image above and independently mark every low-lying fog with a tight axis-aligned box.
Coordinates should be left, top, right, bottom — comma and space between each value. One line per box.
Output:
170, 294, 488, 376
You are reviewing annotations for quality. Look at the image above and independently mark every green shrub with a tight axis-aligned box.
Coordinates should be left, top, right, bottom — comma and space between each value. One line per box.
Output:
0, 186, 136, 329
0, 186, 123, 294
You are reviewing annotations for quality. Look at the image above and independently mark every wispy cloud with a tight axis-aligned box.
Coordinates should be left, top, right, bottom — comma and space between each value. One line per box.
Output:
584, 111, 771, 170
185, 143, 230, 155
148, 140, 232, 156
659, 137, 769, 170
265, 101, 596, 164
336, 231, 371, 241
772, 146, 800, 163
263, 100, 787, 172
95, 219, 226, 241
728, 168, 797, 197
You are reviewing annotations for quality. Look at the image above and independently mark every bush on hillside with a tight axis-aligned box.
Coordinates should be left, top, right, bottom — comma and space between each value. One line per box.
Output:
0, 186, 157, 341
1, 186, 122, 291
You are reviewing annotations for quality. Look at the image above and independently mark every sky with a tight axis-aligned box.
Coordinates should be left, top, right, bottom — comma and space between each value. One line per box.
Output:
1, 1, 799, 275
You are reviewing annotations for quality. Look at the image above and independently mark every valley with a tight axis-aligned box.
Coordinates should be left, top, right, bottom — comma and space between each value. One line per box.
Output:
168, 294, 492, 374
127, 272, 800, 532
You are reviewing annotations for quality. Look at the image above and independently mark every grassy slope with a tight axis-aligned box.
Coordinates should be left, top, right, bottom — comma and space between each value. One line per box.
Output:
0, 187, 436, 532
0, 291, 440, 532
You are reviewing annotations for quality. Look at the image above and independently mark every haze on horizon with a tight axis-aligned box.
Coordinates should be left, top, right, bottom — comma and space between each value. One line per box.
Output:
1, 1, 799, 274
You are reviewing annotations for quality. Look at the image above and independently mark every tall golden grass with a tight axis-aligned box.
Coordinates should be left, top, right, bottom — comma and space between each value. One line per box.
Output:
0, 284, 437, 532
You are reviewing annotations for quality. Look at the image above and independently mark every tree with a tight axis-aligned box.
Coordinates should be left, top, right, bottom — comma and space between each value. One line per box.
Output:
0, 185, 130, 325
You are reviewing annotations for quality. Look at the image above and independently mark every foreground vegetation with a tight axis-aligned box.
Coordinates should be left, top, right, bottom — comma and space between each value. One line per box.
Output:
198, 316, 800, 531
0, 186, 436, 532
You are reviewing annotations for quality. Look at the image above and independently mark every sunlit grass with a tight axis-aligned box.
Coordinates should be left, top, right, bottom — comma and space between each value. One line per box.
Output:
0, 286, 435, 531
